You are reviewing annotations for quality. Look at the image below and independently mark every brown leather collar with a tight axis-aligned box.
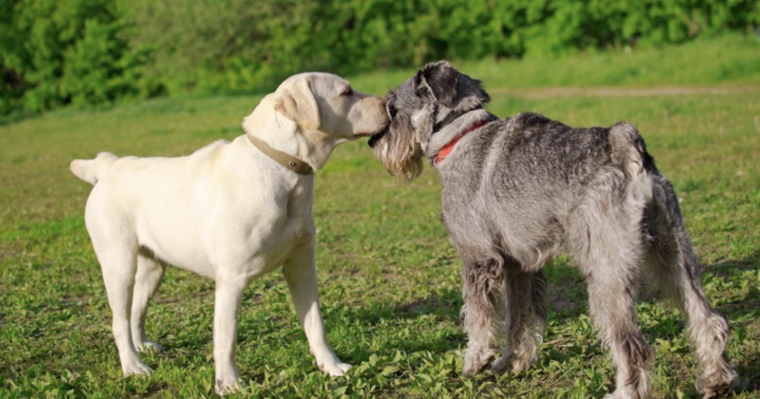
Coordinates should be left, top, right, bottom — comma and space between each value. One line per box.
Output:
247, 135, 314, 175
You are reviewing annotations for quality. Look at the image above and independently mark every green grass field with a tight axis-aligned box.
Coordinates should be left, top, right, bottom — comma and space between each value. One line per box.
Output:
2, 37, 760, 398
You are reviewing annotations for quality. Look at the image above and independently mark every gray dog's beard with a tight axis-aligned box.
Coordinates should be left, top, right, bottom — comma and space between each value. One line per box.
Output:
367, 128, 387, 148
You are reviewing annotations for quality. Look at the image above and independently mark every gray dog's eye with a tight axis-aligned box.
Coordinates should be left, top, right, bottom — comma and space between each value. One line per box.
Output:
341, 87, 353, 96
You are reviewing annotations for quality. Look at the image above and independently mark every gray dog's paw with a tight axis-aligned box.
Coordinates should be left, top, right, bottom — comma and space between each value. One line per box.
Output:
462, 346, 494, 377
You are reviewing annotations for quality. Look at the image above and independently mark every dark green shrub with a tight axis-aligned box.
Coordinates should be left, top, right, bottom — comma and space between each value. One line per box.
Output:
0, 0, 154, 112
1, 0, 758, 115
61, 18, 160, 107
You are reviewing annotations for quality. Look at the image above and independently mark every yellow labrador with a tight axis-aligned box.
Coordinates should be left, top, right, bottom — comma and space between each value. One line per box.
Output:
70, 73, 388, 394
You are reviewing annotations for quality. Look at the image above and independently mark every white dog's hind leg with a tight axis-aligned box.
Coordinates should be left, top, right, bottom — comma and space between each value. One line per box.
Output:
213, 276, 248, 395
283, 244, 351, 377
131, 250, 166, 353
89, 226, 152, 377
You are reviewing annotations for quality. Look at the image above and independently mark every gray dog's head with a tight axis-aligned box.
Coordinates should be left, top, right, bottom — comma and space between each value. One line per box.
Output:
368, 60, 490, 181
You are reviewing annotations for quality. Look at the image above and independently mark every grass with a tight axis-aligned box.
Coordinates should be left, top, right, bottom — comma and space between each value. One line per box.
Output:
348, 34, 760, 94
2, 37, 760, 398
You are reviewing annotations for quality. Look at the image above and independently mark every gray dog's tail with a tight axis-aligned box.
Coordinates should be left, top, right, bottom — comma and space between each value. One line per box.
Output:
69, 152, 118, 185
607, 122, 660, 213
608, 122, 657, 180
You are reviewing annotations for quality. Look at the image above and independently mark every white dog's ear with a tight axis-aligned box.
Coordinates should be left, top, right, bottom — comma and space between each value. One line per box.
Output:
272, 77, 321, 131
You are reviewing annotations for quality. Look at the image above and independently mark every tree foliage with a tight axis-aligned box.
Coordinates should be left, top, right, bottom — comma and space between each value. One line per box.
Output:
1, 0, 758, 115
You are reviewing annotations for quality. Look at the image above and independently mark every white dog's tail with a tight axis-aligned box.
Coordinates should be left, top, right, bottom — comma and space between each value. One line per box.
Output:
69, 152, 118, 185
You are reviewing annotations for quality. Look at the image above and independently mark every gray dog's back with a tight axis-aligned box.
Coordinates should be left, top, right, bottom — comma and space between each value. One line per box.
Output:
441, 112, 653, 271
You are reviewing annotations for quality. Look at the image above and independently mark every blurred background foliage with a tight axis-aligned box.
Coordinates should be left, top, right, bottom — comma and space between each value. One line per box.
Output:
1, 0, 758, 116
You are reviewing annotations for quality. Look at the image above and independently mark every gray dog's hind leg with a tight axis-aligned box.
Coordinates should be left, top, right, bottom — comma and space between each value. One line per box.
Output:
460, 257, 506, 377
645, 177, 737, 398
585, 261, 653, 399
578, 241, 653, 399
568, 173, 655, 399
492, 268, 547, 374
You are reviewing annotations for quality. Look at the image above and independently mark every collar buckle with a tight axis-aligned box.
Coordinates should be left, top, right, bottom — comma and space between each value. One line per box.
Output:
248, 135, 314, 175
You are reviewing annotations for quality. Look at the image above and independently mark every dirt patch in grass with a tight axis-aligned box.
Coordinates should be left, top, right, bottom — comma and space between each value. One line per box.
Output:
549, 293, 584, 313
708, 259, 759, 279
61, 296, 90, 309
395, 291, 462, 318
1, 249, 18, 260
491, 85, 760, 99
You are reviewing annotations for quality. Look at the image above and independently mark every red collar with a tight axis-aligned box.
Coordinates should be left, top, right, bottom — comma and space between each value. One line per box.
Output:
433, 120, 488, 167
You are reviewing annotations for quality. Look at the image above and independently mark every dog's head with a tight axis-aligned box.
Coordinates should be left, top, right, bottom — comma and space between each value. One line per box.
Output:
243, 72, 389, 170
368, 61, 490, 181
270, 72, 389, 140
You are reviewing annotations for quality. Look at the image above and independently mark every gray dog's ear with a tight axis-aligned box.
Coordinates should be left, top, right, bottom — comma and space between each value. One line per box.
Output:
414, 60, 459, 108
272, 76, 321, 130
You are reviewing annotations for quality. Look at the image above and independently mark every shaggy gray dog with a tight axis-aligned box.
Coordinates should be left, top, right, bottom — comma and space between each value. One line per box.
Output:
369, 61, 737, 399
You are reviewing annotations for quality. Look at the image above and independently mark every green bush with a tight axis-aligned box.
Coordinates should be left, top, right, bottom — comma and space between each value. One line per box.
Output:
0, 0, 155, 113
60, 18, 159, 107
0, 58, 24, 115
1, 0, 758, 115
124, 0, 322, 95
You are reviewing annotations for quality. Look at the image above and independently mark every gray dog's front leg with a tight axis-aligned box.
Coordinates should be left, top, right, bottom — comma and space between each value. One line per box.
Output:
460, 258, 505, 376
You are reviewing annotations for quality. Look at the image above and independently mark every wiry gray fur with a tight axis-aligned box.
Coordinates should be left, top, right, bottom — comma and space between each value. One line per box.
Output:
369, 60, 738, 399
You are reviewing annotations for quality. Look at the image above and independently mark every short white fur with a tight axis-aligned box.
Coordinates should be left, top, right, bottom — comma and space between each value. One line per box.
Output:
69, 72, 388, 395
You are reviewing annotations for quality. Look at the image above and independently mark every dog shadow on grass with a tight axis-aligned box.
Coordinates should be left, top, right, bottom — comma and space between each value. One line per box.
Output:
342, 259, 596, 360
340, 259, 590, 361
705, 249, 760, 396
707, 249, 760, 317
344, 286, 467, 357
342, 249, 760, 395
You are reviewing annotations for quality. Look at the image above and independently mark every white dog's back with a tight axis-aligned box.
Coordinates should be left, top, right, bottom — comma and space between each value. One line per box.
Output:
75, 137, 292, 278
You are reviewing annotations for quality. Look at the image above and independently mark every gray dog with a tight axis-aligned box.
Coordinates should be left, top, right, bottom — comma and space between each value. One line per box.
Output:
368, 61, 737, 399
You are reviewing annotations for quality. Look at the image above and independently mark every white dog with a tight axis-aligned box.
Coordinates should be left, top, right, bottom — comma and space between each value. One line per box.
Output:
70, 73, 389, 394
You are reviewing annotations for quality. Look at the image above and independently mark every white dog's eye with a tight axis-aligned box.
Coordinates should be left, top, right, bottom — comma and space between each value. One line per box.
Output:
341, 87, 353, 96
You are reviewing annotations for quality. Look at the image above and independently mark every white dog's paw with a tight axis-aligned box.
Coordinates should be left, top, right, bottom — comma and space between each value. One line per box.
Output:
135, 341, 163, 353
215, 377, 244, 396
318, 359, 352, 377
121, 358, 153, 377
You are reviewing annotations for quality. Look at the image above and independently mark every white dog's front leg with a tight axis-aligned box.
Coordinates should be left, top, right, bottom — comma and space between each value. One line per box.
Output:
213, 277, 248, 395
283, 244, 351, 377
